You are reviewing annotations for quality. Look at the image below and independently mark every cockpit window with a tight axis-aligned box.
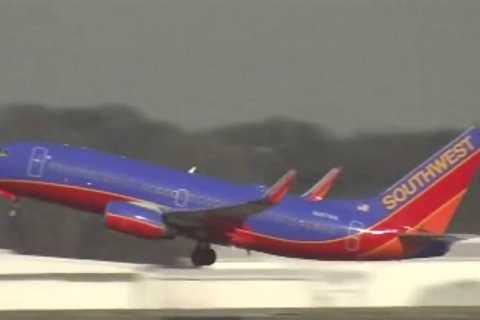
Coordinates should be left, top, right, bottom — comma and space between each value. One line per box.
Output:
0, 149, 8, 157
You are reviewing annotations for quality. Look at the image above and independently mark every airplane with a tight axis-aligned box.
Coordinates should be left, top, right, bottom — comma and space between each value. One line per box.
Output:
0, 128, 477, 266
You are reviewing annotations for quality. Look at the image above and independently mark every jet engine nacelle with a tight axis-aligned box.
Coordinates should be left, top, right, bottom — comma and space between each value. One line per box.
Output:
105, 201, 174, 239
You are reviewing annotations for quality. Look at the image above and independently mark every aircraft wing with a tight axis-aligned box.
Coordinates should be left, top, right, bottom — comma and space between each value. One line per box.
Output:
163, 169, 297, 228
302, 167, 342, 202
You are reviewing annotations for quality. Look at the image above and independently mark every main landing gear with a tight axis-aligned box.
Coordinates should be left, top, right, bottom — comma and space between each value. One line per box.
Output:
191, 242, 216, 267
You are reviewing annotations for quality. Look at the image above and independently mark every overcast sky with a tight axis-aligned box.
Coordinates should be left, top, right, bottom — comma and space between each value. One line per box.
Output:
0, 0, 479, 136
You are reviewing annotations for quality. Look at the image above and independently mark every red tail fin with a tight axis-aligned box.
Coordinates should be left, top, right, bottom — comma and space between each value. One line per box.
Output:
379, 128, 480, 233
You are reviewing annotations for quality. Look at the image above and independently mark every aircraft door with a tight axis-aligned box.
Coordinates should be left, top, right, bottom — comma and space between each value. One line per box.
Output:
345, 220, 365, 252
174, 188, 189, 207
27, 147, 50, 178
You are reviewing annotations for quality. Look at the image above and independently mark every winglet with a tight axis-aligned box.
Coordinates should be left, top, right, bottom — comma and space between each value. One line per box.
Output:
302, 167, 343, 202
265, 169, 297, 205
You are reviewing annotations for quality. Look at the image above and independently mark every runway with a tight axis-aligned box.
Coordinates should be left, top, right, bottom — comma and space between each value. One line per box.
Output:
0, 241, 479, 311
1, 308, 479, 320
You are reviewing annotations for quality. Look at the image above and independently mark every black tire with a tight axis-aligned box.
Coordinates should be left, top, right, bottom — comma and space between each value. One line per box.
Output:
191, 248, 217, 267
204, 248, 216, 265
191, 250, 203, 267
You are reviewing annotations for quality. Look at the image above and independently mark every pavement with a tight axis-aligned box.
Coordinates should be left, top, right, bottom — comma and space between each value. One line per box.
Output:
1, 308, 479, 320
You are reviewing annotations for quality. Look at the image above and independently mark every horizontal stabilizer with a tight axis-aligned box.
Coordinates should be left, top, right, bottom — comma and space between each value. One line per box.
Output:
302, 167, 342, 202
399, 232, 478, 243
399, 232, 479, 258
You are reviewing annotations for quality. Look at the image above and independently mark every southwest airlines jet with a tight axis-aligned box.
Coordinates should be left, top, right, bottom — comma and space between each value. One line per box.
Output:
0, 128, 478, 266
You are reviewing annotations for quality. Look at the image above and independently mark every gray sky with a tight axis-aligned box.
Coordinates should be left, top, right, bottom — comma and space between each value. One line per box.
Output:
0, 0, 479, 136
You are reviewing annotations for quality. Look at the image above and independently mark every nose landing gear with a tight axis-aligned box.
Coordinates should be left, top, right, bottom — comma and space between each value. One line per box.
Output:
191, 242, 217, 267
8, 201, 21, 217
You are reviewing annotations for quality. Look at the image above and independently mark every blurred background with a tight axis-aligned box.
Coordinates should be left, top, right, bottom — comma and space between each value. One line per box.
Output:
0, 0, 478, 266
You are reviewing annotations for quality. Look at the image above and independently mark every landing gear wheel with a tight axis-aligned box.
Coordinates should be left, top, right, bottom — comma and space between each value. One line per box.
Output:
191, 246, 217, 267
8, 202, 21, 218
